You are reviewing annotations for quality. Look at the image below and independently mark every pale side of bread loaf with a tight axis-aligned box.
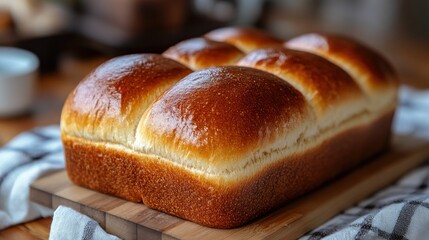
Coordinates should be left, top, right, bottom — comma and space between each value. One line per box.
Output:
61, 27, 398, 228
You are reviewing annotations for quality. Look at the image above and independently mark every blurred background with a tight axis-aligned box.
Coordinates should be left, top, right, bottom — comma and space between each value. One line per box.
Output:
0, 0, 428, 142
0, 0, 428, 77
0, 1, 428, 237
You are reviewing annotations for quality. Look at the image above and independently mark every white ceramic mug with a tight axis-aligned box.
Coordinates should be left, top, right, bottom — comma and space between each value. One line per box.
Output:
0, 47, 39, 117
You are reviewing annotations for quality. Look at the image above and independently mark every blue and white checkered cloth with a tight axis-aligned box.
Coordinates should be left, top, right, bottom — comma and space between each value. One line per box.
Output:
0, 86, 429, 239
302, 162, 429, 239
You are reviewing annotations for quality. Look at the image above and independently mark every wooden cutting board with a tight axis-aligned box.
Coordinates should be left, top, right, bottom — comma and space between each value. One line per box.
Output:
30, 135, 429, 240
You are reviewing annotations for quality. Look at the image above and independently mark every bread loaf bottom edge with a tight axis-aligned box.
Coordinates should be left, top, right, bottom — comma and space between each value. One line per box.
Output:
63, 110, 394, 229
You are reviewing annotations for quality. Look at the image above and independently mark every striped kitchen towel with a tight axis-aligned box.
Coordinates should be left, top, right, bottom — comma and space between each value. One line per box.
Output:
50, 205, 119, 240
0, 126, 119, 239
302, 161, 429, 239
0, 125, 64, 229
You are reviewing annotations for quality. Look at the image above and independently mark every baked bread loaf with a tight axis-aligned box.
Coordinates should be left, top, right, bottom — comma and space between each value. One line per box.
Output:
61, 27, 398, 228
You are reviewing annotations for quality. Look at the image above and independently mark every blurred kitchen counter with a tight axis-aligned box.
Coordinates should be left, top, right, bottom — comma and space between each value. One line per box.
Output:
0, 36, 428, 239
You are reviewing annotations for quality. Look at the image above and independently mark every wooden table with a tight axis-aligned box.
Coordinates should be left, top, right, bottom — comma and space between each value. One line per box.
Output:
0, 38, 428, 239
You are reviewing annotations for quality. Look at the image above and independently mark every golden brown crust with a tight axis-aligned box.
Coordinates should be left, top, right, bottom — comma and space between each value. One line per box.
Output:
237, 48, 366, 126
285, 33, 398, 111
285, 33, 395, 86
60, 54, 192, 145
163, 38, 245, 70
205, 26, 283, 53
138, 66, 310, 166
64, 110, 393, 228
61, 28, 398, 229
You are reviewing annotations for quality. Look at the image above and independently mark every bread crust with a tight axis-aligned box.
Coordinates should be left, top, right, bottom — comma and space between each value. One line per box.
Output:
61, 27, 398, 229
205, 27, 283, 53
64, 110, 393, 228
61, 54, 192, 145
163, 38, 244, 70
237, 48, 368, 129
138, 66, 311, 167
285, 33, 398, 112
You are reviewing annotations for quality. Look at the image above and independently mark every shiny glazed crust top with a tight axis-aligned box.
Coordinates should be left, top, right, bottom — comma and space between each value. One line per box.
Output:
62, 27, 398, 178
61, 27, 398, 228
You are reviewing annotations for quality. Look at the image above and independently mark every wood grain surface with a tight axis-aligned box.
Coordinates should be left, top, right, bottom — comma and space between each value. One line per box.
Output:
29, 135, 429, 240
